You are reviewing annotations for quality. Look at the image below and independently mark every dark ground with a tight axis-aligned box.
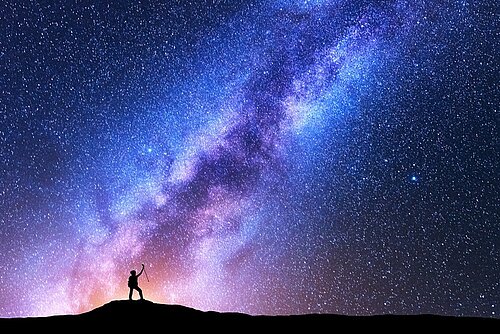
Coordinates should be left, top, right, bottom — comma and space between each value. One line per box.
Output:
0, 300, 498, 331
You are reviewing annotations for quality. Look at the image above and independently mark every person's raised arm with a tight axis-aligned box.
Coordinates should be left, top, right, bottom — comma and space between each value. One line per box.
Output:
137, 263, 144, 276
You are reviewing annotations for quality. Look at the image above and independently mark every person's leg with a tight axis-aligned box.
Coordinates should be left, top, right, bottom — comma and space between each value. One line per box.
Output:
129, 288, 133, 300
137, 287, 143, 300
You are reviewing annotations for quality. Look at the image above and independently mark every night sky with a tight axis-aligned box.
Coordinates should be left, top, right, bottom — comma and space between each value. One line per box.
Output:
1, 0, 498, 318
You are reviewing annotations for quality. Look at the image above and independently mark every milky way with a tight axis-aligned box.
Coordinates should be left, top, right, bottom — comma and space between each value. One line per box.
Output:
1, 0, 498, 318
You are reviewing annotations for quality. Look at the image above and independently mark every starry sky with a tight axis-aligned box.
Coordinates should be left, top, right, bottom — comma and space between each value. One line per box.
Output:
1, 0, 498, 319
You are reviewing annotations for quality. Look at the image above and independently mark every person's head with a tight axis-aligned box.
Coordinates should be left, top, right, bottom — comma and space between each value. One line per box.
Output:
130, 270, 136, 276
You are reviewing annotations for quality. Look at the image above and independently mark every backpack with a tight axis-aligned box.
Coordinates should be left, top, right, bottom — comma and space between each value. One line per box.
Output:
128, 275, 137, 288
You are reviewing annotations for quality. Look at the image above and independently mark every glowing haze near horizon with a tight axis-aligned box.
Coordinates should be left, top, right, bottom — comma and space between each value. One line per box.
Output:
1, 0, 498, 318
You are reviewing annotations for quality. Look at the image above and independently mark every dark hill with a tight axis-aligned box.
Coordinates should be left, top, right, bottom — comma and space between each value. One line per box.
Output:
0, 300, 497, 331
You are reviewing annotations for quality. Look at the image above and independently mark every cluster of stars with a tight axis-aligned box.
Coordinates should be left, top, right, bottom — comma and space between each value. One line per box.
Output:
0, 0, 498, 319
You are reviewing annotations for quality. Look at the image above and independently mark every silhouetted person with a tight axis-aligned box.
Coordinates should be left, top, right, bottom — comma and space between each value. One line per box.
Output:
128, 263, 145, 300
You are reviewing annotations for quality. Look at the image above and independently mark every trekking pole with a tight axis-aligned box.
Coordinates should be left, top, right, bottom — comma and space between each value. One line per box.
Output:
143, 263, 149, 282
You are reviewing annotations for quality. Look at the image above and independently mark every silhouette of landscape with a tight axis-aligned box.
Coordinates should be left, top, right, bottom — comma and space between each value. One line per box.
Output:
0, 300, 497, 330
